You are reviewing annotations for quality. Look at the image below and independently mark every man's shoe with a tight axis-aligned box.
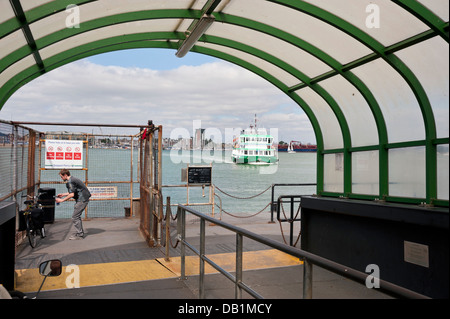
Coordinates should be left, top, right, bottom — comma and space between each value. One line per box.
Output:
69, 234, 84, 240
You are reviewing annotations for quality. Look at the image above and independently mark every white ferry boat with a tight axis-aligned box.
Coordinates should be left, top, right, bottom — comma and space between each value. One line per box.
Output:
231, 118, 278, 165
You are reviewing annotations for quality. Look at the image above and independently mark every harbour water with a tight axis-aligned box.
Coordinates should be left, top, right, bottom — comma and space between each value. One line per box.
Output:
161, 150, 316, 216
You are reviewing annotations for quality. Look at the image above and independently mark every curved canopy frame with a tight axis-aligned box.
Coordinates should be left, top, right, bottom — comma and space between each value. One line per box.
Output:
1, 0, 448, 206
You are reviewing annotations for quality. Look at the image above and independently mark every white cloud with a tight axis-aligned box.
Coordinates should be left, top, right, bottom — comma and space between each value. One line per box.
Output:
1, 59, 315, 143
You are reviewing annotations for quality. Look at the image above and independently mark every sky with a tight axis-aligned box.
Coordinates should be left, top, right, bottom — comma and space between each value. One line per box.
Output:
0, 48, 316, 144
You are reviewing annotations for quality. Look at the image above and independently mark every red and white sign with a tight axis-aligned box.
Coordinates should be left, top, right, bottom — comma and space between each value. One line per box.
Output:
45, 140, 83, 169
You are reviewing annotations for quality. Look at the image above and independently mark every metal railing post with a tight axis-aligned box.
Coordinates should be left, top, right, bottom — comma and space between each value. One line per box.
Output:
235, 233, 243, 299
165, 197, 171, 261
179, 207, 186, 281
270, 184, 275, 223
303, 259, 313, 299
199, 218, 206, 299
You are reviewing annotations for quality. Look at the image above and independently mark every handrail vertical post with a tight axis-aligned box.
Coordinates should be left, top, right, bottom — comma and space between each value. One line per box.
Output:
303, 258, 313, 299
235, 233, 243, 299
180, 207, 186, 281
270, 184, 275, 223
290, 197, 294, 246
165, 197, 171, 261
199, 218, 206, 299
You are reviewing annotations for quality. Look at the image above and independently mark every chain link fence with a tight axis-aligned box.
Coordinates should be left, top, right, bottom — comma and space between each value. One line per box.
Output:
0, 120, 33, 207
37, 132, 141, 219
0, 120, 148, 246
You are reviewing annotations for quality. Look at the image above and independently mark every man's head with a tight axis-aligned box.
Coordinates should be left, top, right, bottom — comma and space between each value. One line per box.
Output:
59, 169, 71, 181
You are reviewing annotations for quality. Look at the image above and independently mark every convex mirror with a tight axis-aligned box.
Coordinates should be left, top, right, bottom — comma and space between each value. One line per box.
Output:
39, 259, 62, 277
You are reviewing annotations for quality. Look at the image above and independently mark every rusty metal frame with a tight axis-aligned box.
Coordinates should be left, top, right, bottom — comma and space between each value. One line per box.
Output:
139, 122, 163, 247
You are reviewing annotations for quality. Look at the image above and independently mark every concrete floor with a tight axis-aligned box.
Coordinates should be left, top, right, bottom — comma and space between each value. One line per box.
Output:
14, 213, 392, 299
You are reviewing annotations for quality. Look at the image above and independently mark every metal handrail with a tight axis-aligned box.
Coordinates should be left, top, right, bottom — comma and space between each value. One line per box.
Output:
270, 183, 316, 222
177, 204, 429, 299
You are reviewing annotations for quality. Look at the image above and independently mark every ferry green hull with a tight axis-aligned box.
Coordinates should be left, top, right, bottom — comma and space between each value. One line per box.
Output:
231, 155, 278, 165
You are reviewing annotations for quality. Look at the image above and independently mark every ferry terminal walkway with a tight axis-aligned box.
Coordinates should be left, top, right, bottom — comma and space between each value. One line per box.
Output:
14, 213, 391, 299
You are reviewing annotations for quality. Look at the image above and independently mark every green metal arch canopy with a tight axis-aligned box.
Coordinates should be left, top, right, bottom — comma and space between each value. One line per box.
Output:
0, 9, 355, 152
2, 8, 377, 152
0, 12, 353, 190
0, 0, 448, 206
0, 29, 326, 152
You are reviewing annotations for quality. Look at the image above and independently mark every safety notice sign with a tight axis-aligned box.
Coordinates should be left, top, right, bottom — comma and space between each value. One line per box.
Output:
45, 140, 83, 169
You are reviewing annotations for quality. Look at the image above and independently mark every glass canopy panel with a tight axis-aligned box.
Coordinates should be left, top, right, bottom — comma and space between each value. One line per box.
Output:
303, 0, 430, 47
0, 30, 28, 61
320, 75, 379, 147
39, 20, 182, 61
324, 153, 344, 193
388, 146, 426, 198
417, 0, 449, 21
0, 56, 35, 89
20, 0, 53, 12
352, 150, 379, 195
199, 42, 301, 88
437, 144, 449, 200
29, 10, 71, 42
395, 37, 449, 139
0, 1, 15, 24
294, 88, 343, 150
222, 0, 372, 65
352, 58, 426, 143
206, 23, 332, 79
29, 0, 193, 41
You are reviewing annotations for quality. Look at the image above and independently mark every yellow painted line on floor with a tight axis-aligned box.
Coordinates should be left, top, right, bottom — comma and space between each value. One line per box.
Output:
157, 249, 302, 277
15, 249, 301, 293
15, 259, 177, 293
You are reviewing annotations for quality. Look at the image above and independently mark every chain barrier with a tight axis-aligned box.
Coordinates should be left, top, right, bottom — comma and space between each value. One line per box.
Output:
161, 185, 304, 254
214, 184, 272, 200
213, 184, 272, 218
215, 202, 270, 219
161, 202, 179, 249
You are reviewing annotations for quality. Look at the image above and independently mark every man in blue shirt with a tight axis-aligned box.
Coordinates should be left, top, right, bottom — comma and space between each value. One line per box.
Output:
56, 169, 91, 240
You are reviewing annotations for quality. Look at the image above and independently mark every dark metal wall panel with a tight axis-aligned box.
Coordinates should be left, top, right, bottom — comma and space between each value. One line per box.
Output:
301, 196, 449, 298
0, 201, 16, 291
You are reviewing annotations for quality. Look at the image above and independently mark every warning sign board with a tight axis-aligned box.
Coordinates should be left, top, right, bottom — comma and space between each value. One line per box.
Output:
45, 140, 83, 169
88, 186, 118, 199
